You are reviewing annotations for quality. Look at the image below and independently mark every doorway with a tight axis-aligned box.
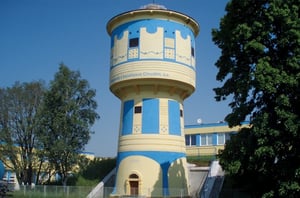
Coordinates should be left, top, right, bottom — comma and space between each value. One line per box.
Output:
129, 174, 139, 195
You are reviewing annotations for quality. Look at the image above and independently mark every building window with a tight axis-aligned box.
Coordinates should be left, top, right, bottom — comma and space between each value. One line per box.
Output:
217, 133, 225, 145
180, 109, 183, 117
185, 135, 196, 146
191, 135, 196, 145
134, 106, 142, 113
225, 133, 231, 142
129, 38, 139, 48
217, 133, 232, 145
185, 136, 189, 145
201, 134, 213, 146
207, 134, 213, 145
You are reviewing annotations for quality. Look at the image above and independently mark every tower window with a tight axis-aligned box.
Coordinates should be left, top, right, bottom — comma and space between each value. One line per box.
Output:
134, 106, 142, 113
191, 47, 195, 57
180, 109, 183, 117
129, 174, 139, 179
129, 38, 139, 48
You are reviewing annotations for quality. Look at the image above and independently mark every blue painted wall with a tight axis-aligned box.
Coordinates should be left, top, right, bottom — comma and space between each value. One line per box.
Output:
168, 100, 181, 135
122, 100, 134, 135
142, 98, 159, 134
110, 19, 196, 69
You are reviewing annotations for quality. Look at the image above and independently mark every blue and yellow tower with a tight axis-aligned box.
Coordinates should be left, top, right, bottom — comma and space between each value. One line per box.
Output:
107, 4, 199, 197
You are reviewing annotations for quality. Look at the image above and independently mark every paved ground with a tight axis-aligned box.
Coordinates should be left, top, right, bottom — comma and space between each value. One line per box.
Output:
188, 164, 210, 198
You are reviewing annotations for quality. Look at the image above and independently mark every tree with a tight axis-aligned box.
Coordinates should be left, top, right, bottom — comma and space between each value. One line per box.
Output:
37, 63, 100, 186
0, 81, 45, 185
79, 157, 116, 181
212, 0, 300, 197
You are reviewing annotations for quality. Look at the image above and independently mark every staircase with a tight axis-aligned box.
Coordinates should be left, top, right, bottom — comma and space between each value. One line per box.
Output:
2, 171, 20, 191
87, 168, 116, 198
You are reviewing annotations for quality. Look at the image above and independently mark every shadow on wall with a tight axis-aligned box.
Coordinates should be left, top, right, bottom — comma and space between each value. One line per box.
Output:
151, 158, 189, 197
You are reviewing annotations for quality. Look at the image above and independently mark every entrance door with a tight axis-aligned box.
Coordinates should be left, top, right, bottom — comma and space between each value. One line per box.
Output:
129, 174, 139, 195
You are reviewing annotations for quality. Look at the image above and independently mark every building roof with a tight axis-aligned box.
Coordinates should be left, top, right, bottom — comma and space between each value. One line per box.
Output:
106, 4, 199, 36
185, 121, 250, 129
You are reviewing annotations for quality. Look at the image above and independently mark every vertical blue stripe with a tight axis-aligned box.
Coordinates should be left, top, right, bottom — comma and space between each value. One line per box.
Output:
122, 100, 134, 135
168, 100, 181, 135
161, 162, 170, 196
196, 134, 200, 146
212, 133, 217, 145
142, 98, 159, 133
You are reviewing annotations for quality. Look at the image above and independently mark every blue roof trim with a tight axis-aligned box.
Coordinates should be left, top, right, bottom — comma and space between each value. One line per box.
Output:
80, 151, 95, 155
184, 121, 250, 129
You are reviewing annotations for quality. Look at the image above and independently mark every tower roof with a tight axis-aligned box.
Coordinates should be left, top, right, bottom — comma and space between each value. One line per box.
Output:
107, 5, 199, 36
139, 3, 167, 10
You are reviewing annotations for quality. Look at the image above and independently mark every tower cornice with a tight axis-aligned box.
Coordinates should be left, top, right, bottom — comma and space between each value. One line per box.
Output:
107, 9, 199, 37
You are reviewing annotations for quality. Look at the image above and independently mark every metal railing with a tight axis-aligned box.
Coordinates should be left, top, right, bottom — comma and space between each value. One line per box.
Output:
10, 185, 193, 198
110, 187, 189, 198
11, 185, 95, 198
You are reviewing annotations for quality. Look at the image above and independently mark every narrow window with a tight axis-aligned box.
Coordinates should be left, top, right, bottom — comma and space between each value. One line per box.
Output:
129, 38, 139, 48
201, 134, 207, 146
191, 47, 195, 57
207, 134, 213, 145
225, 133, 231, 142
180, 109, 183, 117
185, 135, 190, 146
134, 106, 142, 113
191, 135, 196, 145
218, 133, 225, 145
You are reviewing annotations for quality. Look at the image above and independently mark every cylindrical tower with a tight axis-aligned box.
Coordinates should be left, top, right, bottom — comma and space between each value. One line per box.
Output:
107, 4, 199, 197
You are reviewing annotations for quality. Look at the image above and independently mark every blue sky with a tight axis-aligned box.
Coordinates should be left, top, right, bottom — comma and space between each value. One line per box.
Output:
0, 0, 231, 157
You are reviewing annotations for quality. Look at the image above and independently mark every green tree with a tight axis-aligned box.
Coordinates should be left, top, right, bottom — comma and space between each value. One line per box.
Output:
80, 157, 116, 181
37, 63, 100, 186
212, 0, 300, 197
0, 81, 45, 185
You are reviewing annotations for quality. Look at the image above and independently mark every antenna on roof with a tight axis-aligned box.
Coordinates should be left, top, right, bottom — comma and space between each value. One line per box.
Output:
197, 118, 203, 124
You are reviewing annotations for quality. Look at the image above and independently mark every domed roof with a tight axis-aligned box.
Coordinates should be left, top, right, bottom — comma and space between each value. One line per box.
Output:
139, 3, 167, 10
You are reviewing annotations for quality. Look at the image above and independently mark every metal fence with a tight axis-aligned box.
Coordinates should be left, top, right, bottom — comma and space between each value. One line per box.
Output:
10, 185, 194, 198
106, 187, 189, 198
12, 185, 95, 198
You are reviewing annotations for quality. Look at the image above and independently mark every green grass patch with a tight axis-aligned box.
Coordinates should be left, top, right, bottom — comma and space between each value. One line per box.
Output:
187, 155, 216, 166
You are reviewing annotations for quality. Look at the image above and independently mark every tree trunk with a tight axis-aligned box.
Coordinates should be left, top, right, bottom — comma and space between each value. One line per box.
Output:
35, 160, 43, 184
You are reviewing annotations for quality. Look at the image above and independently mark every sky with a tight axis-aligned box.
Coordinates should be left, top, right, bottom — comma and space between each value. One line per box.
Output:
0, 0, 231, 157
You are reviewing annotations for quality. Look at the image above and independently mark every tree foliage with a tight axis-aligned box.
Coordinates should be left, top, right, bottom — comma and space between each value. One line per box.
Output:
0, 81, 45, 185
212, 0, 300, 197
0, 64, 100, 186
79, 157, 116, 181
37, 63, 100, 186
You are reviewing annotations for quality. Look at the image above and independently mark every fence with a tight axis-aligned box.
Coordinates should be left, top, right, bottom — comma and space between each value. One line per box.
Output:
109, 187, 189, 198
10, 185, 194, 198
12, 185, 95, 198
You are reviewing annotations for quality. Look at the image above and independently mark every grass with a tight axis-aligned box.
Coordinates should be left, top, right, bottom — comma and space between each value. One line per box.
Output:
187, 155, 216, 166
8, 185, 94, 198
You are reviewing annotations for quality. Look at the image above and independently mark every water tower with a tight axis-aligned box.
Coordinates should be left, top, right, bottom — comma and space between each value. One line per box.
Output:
107, 4, 199, 197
